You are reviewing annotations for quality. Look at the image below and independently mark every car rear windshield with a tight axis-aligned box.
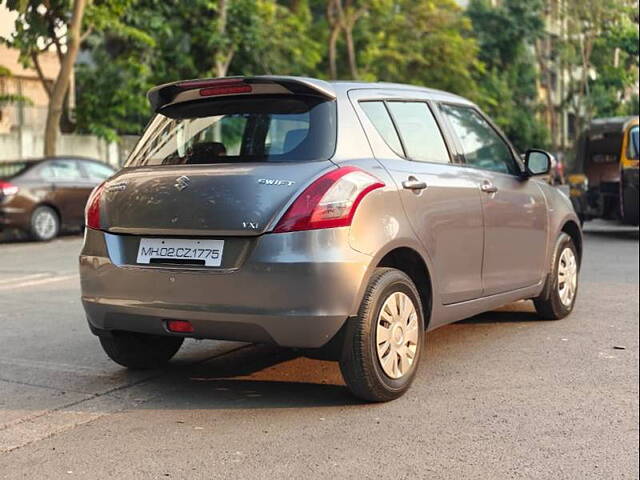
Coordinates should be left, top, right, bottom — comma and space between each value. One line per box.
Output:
0, 161, 35, 179
125, 95, 336, 167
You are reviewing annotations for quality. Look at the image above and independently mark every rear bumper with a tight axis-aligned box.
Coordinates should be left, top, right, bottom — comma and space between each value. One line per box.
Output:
79, 228, 372, 348
0, 205, 30, 231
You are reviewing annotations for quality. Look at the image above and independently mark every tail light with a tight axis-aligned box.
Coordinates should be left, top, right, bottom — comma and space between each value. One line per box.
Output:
273, 166, 384, 233
167, 320, 194, 333
85, 182, 106, 230
0, 181, 19, 196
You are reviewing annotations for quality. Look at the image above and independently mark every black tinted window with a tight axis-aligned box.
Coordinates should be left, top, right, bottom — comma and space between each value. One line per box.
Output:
440, 104, 518, 174
386, 102, 450, 163
360, 101, 403, 156
126, 96, 336, 166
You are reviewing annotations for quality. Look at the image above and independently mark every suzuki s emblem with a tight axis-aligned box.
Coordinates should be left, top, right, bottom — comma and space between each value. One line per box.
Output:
174, 176, 191, 191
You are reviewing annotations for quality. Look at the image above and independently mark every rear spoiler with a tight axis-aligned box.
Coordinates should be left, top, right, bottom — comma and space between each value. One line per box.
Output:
147, 76, 336, 113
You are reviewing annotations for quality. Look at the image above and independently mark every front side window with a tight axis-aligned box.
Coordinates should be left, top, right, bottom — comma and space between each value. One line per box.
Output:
126, 96, 336, 167
386, 102, 450, 164
440, 104, 518, 175
628, 125, 639, 160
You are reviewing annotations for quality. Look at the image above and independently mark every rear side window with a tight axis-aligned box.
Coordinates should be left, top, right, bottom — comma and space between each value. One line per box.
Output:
126, 96, 336, 166
440, 104, 518, 175
0, 162, 33, 179
82, 161, 115, 181
386, 102, 450, 164
360, 101, 403, 156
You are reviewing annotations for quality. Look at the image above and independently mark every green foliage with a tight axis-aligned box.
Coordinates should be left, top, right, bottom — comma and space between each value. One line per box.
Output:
74, 0, 322, 137
358, 0, 482, 98
588, 9, 640, 118
467, 0, 549, 151
9, 0, 634, 148
0, 65, 33, 106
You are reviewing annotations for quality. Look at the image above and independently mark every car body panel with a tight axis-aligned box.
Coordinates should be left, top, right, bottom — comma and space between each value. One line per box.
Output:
100, 162, 335, 237
80, 226, 371, 348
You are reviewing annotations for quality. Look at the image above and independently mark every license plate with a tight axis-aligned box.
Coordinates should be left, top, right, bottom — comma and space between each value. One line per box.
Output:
136, 238, 224, 267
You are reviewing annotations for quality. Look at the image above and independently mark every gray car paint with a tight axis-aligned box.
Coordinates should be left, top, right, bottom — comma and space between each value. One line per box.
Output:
80, 77, 582, 348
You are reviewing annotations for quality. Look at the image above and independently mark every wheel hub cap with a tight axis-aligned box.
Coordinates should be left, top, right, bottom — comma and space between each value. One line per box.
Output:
376, 291, 419, 379
35, 211, 56, 239
557, 247, 578, 307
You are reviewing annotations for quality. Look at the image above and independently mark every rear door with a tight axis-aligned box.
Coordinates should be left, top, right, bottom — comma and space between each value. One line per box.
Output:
439, 103, 548, 296
39, 159, 88, 225
353, 93, 484, 305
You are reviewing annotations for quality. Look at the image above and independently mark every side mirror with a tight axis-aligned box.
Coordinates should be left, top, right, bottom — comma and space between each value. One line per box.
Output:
524, 149, 552, 176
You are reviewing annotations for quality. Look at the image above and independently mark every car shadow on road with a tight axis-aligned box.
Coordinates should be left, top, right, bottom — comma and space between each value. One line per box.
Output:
140, 343, 361, 409
583, 229, 639, 241
125, 302, 545, 410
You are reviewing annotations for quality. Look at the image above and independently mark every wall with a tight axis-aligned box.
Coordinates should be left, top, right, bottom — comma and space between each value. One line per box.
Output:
0, 128, 139, 167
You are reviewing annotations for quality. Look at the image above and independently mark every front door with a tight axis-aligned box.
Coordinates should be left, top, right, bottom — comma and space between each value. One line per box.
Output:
439, 103, 548, 296
356, 98, 484, 305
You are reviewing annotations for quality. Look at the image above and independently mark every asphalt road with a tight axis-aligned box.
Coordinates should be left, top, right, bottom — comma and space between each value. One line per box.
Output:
0, 222, 638, 479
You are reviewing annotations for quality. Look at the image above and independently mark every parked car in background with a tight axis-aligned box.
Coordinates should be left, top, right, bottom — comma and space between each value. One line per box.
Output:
80, 76, 582, 402
0, 157, 115, 241
569, 116, 639, 225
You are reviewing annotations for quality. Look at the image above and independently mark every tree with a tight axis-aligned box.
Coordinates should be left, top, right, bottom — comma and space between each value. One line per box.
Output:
3, 0, 134, 155
468, 0, 550, 150
559, 0, 636, 134
325, 0, 367, 79
359, 0, 482, 98
74, 0, 321, 139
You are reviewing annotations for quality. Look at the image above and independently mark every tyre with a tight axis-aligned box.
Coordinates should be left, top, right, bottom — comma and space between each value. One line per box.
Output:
99, 331, 184, 369
533, 233, 579, 320
621, 185, 639, 226
340, 268, 425, 402
30, 205, 59, 241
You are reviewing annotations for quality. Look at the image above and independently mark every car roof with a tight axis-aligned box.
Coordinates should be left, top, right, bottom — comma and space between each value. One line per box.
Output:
328, 80, 470, 102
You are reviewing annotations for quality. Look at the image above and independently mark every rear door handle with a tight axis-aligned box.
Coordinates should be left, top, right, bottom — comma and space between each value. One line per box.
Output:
402, 177, 427, 191
480, 181, 498, 194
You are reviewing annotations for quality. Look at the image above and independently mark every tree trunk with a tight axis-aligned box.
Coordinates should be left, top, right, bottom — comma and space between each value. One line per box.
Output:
214, 0, 233, 78
328, 25, 340, 79
344, 26, 358, 79
43, 0, 87, 157
326, 0, 341, 80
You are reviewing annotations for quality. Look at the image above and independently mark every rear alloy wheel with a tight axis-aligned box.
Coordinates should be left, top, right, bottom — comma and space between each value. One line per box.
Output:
99, 332, 184, 369
340, 268, 424, 402
534, 233, 579, 320
30, 206, 60, 241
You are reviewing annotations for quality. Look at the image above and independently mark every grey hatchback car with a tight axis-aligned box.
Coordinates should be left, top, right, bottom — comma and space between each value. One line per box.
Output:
80, 76, 582, 401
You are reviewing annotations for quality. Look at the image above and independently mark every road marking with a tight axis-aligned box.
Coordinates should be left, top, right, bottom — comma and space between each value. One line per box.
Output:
0, 273, 50, 286
0, 274, 78, 291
